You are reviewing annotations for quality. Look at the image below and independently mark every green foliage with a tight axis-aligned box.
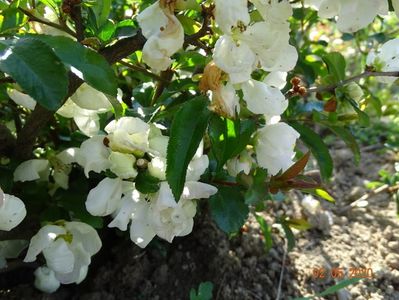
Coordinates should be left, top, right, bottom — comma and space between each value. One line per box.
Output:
135, 171, 161, 194
209, 186, 249, 234
190, 282, 214, 300
290, 122, 333, 180
166, 96, 211, 201
0, 38, 68, 110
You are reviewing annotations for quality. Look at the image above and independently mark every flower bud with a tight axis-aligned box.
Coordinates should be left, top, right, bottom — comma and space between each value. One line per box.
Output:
34, 267, 61, 293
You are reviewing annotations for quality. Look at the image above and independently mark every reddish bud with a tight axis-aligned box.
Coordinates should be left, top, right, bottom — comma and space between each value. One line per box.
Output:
324, 99, 337, 112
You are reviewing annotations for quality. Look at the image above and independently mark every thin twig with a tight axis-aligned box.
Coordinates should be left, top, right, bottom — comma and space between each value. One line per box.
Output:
119, 60, 166, 82
19, 7, 77, 38
307, 71, 399, 95
276, 246, 287, 300
70, 4, 85, 41
0, 77, 15, 84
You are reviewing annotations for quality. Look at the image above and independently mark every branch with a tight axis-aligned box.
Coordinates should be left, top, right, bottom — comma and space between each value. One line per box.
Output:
119, 60, 166, 82
0, 77, 15, 84
0, 124, 16, 156
19, 7, 77, 38
70, 4, 85, 42
306, 71, 399, 95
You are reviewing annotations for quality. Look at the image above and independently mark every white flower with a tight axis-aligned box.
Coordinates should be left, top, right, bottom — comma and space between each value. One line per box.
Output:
0, 190, 26, 231
148, 182, 217, 243
213, 35, 256, 84
241, 79, 288, 118
24, 222, 101, 286
32, 6, 75, 38
255, 122, 300, 175
105, 117, 150, 154
70, 83, 112, 111
367, 38, 399, 84
226, 150, 253, 177
138, 1, 184, 71
76, 135, 111, 177
34, 266, 61, 293
7, 89, 37, 110
13, 159, 50, 182
57, 99, 101, 137
109, 152, 138, 179
308, 0, 388, 33
86, 177, 123, 216
214, 0, 250, 33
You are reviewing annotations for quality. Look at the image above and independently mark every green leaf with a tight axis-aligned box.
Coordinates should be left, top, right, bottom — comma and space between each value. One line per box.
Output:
319, 278, 362, 297
28, 35, 118, 96
328, 126, 360, 164
135, 171, 160, 194
0, 7, 27, 33
322, 52, 346, 82
209, 186, 249, 234
303, 188, 335, 203
166, 96, 211, 200
209, 116, 256, 170
280, 218, 295, 251
91, 0, 112, 28
245, 168, 269, 205
189, 282, 214, 300
0, 38, 68, 110
346, 97, 370, 126
255, 214, 273, 252
290, 122, 333, 180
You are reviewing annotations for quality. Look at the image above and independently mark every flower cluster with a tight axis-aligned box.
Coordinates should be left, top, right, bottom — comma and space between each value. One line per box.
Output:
200, 0, 300, 176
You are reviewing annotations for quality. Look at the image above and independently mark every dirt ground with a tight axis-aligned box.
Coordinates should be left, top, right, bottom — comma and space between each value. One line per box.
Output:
1, 140, 399, 300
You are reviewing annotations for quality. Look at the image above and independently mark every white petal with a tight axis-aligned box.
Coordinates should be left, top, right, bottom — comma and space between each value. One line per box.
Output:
34, 266, 61, 293
42, 238, 75, 274
263, 71, 287, 89
70, 83, 112, 111
182, 182, 218, 200
86, 177, 123, 216
137, 1, 168, 38
186, 155, 209, 181
149, 135, 169, 157
105, 117, 150, 135
148, 156, 167, 180
7, 89, 36, 110
108, 192, 136, 231
24, 225, 66, 262
13, 159, 50, 182
56, 148, 79, 165
64, 222, 102, 256
241, 79, 288, 116
0, 194, 26, 231
129, 218, 156, 248
76, 136, 111, 177
214, 0, 250, 33
109, 152, 138, 179
74, 113, 101, 137
213, 35, 256, 84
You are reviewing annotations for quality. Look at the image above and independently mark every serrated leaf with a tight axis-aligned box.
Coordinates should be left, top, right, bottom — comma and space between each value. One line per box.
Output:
290, 122, 333, 180
135, 171, 160, 194
209, 186, 249, 234
166, 96, 211, 200
322, 52, 346, 82
0, 38, 68, 110
28, 35, 118, 96
209, 116, 256, 170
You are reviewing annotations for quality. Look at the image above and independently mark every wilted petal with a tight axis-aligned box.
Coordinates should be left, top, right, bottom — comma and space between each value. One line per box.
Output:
13, 159, 50, 182
86, 177, 123, 216
0, 194, 26, 231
